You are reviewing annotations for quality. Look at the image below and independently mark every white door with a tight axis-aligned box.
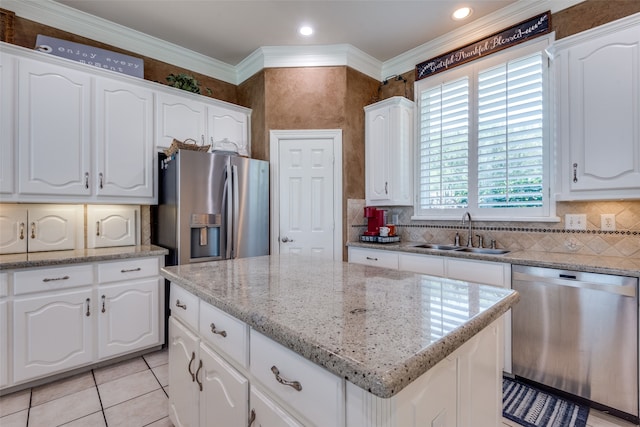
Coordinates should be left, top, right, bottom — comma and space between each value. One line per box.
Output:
87, 205, 139, 248
13, 289, 93, 382
199, 342, 248, 426
27, 205, 82, 252
98, 279, 159, 359
270, 130, 342, 261
207, 104, 250, 156
249, 385, 304, 427
18, 58, 92, 196
168, 317, 200, 427
95, 77, 154, 199
155, 92, 207, 150
0, 205, 27, 254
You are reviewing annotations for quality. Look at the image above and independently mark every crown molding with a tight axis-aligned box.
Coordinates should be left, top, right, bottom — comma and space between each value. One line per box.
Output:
382, 0, 586, 78
4, 0, 586, 85
3, 0, 237, 84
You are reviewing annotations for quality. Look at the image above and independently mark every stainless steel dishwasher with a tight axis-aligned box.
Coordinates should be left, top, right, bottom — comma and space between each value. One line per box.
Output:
512, 265, 638, 422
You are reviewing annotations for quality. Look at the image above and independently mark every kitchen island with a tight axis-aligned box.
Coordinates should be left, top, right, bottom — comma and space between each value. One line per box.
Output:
161, 255, 519, 427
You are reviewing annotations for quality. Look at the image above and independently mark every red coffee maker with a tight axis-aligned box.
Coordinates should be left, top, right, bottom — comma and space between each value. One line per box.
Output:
363, 207, 385, 236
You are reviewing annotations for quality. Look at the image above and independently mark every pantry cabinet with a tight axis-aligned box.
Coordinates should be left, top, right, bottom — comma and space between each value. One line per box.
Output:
555, 15, 640, 200
17, 56, 92, 197
364, 96, 414, 206
0, 52, 15, 195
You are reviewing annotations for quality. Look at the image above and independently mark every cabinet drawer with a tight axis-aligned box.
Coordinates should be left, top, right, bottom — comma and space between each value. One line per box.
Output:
98, 257, 158, 283
348, 247, 398, 269
15, 265, 94, 295
446, 259, 509, 287
250, 330, 344, 427
169, 283, 199, 330
399, 253, 445, 276
199, 300, 248, 368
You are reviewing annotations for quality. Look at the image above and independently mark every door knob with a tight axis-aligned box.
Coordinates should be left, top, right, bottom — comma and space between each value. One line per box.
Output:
280, 236, 294, 243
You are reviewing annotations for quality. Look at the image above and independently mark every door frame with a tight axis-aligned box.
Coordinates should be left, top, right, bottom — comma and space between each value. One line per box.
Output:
269, 129, 343, 261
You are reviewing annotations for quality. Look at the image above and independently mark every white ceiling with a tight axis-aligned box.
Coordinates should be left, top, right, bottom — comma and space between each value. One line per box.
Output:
53, 0, 519, 65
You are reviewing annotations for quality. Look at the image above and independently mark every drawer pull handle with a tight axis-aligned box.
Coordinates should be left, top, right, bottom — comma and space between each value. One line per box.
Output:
195, 359, 203, 391
99, 172, 104, 189
85, 172, 89, 189
96, 221, 100, 236
101, 295, 106, 313
270, 365, 302, 391
188, 351, 196, 381
121, 267, 142, 273
30, 222, 36, 239
86, 298, 91, 317
19, 222, 25, 240
248, 409, 256, 427
573, 163, 578, 183
43, 275, 70, 282
210, 323, 227, 338
366, 256, 378, 261
176, 300, 187, 310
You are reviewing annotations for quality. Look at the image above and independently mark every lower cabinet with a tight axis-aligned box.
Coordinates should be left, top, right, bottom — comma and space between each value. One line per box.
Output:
3, 256, 164, 389
250, 385, 304, 427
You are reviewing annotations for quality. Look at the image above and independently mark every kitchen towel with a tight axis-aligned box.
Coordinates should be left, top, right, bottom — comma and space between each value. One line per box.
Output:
503, 377, 589, 427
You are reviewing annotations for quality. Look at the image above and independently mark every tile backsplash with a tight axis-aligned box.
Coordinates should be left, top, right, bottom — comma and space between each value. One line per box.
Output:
348, 199, 640, 258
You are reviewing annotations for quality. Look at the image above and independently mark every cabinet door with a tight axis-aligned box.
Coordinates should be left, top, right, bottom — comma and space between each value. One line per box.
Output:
13, 288, 93, 383
95, 77, 154, 199
26, 205, 82, 252
199, 342, 248, 426
0, 53, 15, 194
168, 317, 200, 427
87, 205, 138, 248
98, 278, 160, 359
18, 57, 92, 196
155, 92, 207, 150
207, 104, 250, 156
365, 105, 391, 204
0, 299, 7, 388
0, 205, 28, 254
249, 385, 304, 427
566, 24, 640, 194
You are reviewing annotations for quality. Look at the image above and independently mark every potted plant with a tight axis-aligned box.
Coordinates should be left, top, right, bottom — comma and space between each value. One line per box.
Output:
166, 73, 212, 95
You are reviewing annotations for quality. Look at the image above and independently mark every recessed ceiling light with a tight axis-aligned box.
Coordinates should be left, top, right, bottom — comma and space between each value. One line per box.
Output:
452, 7, 472, 20
299, 26, 313, 36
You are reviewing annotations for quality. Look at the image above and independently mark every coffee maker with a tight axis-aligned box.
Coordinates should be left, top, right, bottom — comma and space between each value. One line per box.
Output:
363, 207, 385, 236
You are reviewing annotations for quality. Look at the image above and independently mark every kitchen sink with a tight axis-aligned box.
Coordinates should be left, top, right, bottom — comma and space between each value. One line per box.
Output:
454, 247, 510, 255
413, 244, 461, 250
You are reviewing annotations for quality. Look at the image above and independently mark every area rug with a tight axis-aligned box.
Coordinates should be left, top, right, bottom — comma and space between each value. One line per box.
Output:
503, 377, 589, 427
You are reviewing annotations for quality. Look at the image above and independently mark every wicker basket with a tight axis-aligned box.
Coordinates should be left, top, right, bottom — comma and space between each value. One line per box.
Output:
163, 138, 211, 157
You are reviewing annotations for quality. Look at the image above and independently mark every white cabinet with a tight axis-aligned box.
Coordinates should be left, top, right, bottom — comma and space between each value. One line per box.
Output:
207, 103, 250, 156
17, 57, 92, 197
0, 52, 15, 195
155, 91, 207, 150
94, 78, 155, 199
4, 256, 164, 389
13, 287, 93, 383
555, 16, 640, 200
155, 90, 251, 157
168, 316, 249, 427
347, 247, 399, 270
250, 385, 304, 427
87, 205, 139, 248
0, 204, 83, 255
364, 96, 414, 206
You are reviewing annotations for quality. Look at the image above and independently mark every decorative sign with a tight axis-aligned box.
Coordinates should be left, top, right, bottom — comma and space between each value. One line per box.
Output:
416, 11, 551, 81
35, 35, 144, 78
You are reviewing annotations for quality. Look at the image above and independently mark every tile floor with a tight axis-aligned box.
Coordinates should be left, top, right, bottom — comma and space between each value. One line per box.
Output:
0, 349, 171, 427
1, 348, 637, 427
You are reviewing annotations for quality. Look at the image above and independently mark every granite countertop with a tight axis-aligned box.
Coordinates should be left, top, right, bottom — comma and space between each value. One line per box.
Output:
347, 241, 640, 278
161, 255, 519, 398
0, 245, 168, 270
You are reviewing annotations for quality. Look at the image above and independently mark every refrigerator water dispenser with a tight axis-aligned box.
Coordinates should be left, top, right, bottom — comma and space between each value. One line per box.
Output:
190, 213, 221, 259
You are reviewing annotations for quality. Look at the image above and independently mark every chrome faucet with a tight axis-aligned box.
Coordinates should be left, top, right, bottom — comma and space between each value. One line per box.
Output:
461, 211, 473, 247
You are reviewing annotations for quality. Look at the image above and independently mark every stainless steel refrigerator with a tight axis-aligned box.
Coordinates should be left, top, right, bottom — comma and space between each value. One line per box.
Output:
155, 149, 269, 266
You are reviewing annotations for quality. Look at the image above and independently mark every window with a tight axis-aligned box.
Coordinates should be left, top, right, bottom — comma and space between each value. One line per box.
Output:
415, 38, 553, 221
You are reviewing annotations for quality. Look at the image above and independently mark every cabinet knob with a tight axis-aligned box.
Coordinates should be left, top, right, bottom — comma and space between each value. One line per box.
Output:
85, 172, 89, 189
175, 299, 187, 310
188, 351, 196, 381
19, 222, 24, 240
30, 222, 36, 239
195, 359, 203, 391
248, 409, 256, 427
101, 295, 106, 313
573, 163, 578, 183
99, 172, 104, 189
270, 365, 302, 391
85, 298, 91, 317
96, 221, 100, 236
210, 322, 227, 338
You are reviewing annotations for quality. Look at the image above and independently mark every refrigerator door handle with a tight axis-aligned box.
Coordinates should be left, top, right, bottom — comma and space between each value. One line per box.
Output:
232, 164, 240, 259
225, 164, 233, 259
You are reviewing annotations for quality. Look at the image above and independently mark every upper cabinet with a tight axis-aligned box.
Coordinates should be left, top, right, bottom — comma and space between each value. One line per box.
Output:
156, 91, 251, 157
0, 53, 15, 195
365, 96, 414, 206
554, 15, 640, 200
